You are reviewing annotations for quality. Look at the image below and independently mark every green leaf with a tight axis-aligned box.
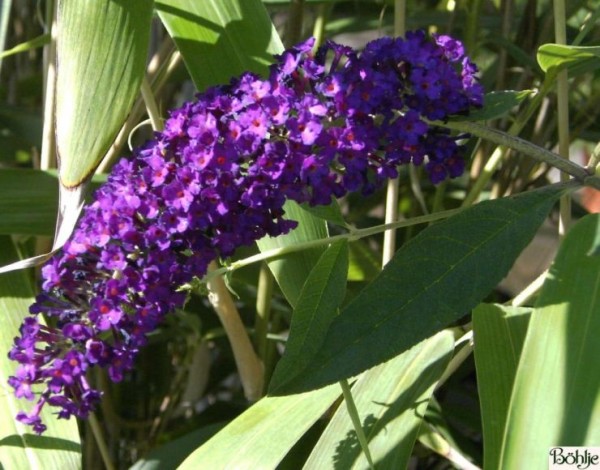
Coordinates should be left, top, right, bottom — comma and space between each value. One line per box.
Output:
500, 214, 600, 469
587, 215, 600, 256
269, 240, 348, 390
347, 239, 380, 282
0, 169, 105, 237
0, 169, 58, 236
156, 0, 284, 91
299, 199, 347, 227
473, 303, 531, 470
262, 0, 341, 3
177, 385, 341, 469
453, 90, 534, 122
56, 0, 153, 188
304, 331, 454, 469
257, 201, 329, 307
537, 43, 600, 74
0, 237, 81, 469
130, 423, 225, 470
271, 184, 565, 394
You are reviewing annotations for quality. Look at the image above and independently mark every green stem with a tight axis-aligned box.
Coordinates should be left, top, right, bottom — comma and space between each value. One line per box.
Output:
285, 0, 305, 48
255, 263, 274, 379
464, 0, 483, 53
311, 3, 331, 48
432, 180, 448, 213
40, 0, 57, 171
205, 208, 463, 282
394, 0, 405, 37
409, 165, 429, 214
439, 120, 589, 181
339, 379, 375, 470
383, 178, 400, 264
554, 0, 571, 235
140, 76, 162, 132
89, 412, 116, 470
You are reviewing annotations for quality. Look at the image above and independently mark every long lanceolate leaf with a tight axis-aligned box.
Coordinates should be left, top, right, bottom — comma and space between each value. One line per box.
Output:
473, 304, 531, 470
0, 1, 154, 273
500, 214, 600, 469
54, 0, 153, 250
270, 240, 349, 389
0, 169, 105, 237
156, 0, 283, 91
177, 385, 342, 469
304, 332, 454, 470
270, 184, 567, 394
0, 237, 81, 469
55, 0, 153, 189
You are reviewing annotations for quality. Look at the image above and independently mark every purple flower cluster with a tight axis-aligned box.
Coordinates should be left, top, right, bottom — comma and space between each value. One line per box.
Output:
8, 31, 483, 433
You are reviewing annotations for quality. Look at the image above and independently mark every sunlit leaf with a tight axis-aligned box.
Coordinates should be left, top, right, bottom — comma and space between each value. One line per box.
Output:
178, 385, 341, 469
0, 169, 105, 237
299, 200, 346, 227
56, 0, 153, 188
304, 331, 454, 469
500, 214, 600, 468
473, 303, 531, 470
156, 0, 283, 91
258, 202, 329, 306
537, 43, 600, 74
0, 237, 81, 469
454, 90, 534, 122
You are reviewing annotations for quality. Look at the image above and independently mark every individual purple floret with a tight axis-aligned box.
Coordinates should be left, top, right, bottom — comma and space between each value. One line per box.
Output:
8, 31, 483, 433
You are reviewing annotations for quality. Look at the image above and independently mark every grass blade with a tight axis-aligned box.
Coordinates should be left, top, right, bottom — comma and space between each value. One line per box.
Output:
500, 214, 600, 469
0, 236, 81, 469
304, 332, 454, 469
473, 304, 531, 470
177, 385, 341, 469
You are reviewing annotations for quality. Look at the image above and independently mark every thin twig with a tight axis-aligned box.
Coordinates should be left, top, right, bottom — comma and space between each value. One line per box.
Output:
440, 120, 589, 181
554, 0, 571, 236
204, 208, 463, 282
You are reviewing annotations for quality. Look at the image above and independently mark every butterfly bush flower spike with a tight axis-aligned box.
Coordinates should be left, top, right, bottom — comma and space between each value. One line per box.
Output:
8, 31, 483, 433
